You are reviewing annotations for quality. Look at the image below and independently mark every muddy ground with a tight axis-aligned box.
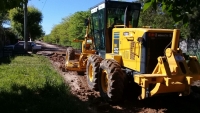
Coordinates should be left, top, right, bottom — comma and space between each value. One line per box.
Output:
36, 41, 200, 113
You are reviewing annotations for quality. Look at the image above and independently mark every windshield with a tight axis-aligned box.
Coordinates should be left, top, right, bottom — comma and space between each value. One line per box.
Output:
91, 3, 105, 50
90, 2, 141, 51
107, 5, 140, 28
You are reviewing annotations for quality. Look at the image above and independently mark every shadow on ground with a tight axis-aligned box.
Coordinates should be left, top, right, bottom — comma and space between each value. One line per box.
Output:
0, 83, 92, 113
0, 56, 13, 64
89, 92, 200, 113
0, 53, 33, 64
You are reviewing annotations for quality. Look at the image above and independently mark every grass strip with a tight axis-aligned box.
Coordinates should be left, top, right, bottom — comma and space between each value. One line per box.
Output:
0, 55, 90, 113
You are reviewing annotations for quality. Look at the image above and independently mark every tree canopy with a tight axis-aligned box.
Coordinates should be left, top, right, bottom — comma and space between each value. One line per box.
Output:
43, 11, 90, 48
9, 6, 44, 40
143, 0, 200, 24
143, 0, 200, 39
138, 6, 175, 29
0, 0, 26, 12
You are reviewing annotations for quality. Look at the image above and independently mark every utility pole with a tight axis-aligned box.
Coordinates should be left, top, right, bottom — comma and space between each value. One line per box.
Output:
24, 0, 28, 51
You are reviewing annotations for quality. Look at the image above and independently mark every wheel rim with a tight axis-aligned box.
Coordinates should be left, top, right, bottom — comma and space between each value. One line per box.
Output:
89, 64, 93, 82
101, 70, 108, 93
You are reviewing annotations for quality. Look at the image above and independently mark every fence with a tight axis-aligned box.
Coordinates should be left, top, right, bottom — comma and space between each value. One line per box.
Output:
179, 39, 200, 61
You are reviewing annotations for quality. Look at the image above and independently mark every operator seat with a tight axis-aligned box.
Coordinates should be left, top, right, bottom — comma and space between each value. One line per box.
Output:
107, 17, 123, 52
109, 17, 123, 35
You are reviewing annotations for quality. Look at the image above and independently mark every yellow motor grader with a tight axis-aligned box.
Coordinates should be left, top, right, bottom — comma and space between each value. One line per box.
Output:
64, 17, 98, 75
65, 0, 200, 102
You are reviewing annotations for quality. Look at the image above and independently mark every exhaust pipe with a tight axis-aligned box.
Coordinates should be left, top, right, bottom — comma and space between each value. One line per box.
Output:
124, 6, 130, 28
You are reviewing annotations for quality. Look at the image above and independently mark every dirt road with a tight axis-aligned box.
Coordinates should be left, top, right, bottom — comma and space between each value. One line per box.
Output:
36, 41, 200, 113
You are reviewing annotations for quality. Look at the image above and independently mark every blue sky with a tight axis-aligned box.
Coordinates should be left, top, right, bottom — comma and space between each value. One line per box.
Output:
28, 0, 133, 35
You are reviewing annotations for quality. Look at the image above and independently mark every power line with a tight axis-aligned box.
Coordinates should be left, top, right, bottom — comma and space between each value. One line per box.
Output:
41, 0, 47, 11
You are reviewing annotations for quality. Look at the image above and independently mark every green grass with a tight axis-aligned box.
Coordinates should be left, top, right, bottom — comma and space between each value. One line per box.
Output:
0, 55, 91, 113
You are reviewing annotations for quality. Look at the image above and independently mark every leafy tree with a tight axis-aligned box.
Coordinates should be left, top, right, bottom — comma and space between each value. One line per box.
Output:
9, 6, 43, 40
0, 0, 25, 12
143, 0, 200, 39
66, 11, 90, 48
0, 12, 11, 47
143, 0, 200, 24
0, 0, 28, 29
4, 28, 18, 44
172, 15, 197, 39
0, 12, 9, 26
187, 6, 200, 39
43, 34, 51, 43
135, 0, 174, 28
0, 0, 34, 48
44, 11, 90, 48
47, 18, 70, 45
49, 25, 61, 44
139, 7, 175, 29
66, 11, 90, 39
51, 20, 70, 46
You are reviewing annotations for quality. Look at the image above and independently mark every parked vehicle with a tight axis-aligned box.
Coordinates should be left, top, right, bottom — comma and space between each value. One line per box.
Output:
4, 41, 41, 54
30, 42, 42, 53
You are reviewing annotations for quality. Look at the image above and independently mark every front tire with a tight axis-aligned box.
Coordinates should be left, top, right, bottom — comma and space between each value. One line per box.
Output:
98, 59, 125, 103
86, 54, 102, 91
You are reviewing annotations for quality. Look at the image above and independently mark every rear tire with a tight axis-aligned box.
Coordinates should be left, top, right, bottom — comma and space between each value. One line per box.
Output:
98, 59, 125, 103
86, 55, 102, 91
66, 47, 75, 61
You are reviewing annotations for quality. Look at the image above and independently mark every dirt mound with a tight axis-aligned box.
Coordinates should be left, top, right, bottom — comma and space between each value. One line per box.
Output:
49, 53, 66, 71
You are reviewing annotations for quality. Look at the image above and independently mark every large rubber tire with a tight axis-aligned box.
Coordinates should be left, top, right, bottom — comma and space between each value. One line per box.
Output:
98, 59, 126, 103
66, 47, 75, 61
86, 54, 102, 91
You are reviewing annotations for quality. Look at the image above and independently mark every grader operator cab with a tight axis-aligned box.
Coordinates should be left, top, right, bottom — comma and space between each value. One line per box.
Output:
65, 0, 200, 102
